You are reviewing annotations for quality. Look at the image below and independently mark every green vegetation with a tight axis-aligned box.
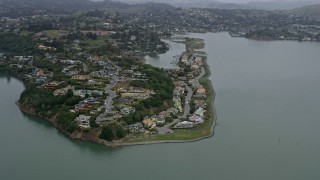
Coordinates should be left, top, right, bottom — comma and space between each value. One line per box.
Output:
57, 111, 79, 133
19, 83, 83, 132
123, 64, 174, 124
100, 123, 126, 141
141, 64, 173, 100
184, 38, 205, 50
83, 35, 108, 46
42, 30, 70, 39
0, 32, 35, 55
125, 58, 215, 143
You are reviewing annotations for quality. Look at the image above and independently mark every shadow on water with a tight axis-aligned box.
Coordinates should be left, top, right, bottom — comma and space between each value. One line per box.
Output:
20, 108, 122, 155
0, 72, 11, 83
1, 75, 123, 155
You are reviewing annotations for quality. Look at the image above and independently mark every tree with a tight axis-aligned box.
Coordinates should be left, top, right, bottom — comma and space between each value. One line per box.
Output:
116, 127, 126, 139
100, 127, 114, 141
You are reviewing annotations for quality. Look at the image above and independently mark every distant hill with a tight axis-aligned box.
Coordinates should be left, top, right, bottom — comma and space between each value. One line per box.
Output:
0, 0, 129, 13
289, 4, 320, 17
117, 0, 320, 10
244, 0, 320, 10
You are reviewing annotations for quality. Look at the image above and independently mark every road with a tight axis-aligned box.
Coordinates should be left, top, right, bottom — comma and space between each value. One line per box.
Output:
195, 67, 205, 81
156, 119, 180, 134
157, 67, 206, 134
181, 83, 192, 119
104, 76, 118, 111
181, 67, 205, 119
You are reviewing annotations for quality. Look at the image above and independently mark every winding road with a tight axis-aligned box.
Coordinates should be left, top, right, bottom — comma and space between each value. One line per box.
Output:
157, 67, 206, 134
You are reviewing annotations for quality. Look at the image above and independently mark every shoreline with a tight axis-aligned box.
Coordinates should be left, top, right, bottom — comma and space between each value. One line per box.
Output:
13, 37, 217, 148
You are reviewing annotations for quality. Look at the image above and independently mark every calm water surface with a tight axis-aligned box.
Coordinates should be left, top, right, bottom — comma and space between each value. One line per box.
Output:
1, 33, 320, 180
145, 39, 184, 69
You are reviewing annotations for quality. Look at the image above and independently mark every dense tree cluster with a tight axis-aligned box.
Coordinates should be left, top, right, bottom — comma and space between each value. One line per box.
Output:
57, 111, 79, 133
0, 33, 35, 55
99, 124, 126, 141
123, 65, 173, 124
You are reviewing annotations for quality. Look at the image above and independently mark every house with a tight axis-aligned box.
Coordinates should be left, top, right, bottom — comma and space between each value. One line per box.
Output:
71, 75, 91, 80
194, 87, 207, 98
195, 57, 204, 66
75, 103, 93, 112
126, 122, 145, 133
192, 81, 202, 89
38, 44, 56, 51
158, 111, 171, 118
178, 77, 187, 81
189, 115, 204, 124
106, 111, 119, 116
120, 107, 135, 115
128, 87, 145, 93
174, 121, 195, 129
194, 99, 206, 108
197, 88, 206, 94
173, 98, 183, 112
150, 115, 165, 125
89, 55, 101, 62
73, 90, 104, 98
75, 115, 91, 128
53, 85, 74, 96
195, 107, 205, 118
95, 112, 122, 124
121, 93, 150, 99
181, 54, 188, 63
191, 64, 200, 71
87, 80, 102, 86
122, 70, 134, 77
166, 107, 179, 115
188, 79, 195, 86
116, 98, 134, 105
130, 35, 137, 41
142, 119, 156, 129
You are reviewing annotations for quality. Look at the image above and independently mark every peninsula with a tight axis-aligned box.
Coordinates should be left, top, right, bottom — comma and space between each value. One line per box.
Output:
0, 29, 215, 147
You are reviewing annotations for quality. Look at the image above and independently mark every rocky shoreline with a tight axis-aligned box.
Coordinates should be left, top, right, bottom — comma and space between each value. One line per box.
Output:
14, 44, 217, 148
16, 62, 216, 148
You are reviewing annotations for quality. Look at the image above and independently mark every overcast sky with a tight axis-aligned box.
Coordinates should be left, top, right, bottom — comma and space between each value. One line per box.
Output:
123, 0, 320, 3
217, 0, 320, 3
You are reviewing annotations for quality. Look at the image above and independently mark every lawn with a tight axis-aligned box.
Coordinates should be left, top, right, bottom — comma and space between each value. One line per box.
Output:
185, 38, 205, 50
42, 30, 70, 39
84, 35, 108, 46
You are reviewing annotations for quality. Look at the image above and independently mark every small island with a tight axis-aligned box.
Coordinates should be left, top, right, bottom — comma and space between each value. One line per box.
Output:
0, 30, 216, 147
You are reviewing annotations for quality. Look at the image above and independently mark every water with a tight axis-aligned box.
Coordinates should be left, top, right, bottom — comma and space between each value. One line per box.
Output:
1, 32, 320, 180
145, 39, 185, 69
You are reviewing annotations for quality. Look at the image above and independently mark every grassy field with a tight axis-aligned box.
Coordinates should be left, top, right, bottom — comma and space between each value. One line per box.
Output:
84, 35, 108, 46
42, 30, 70, 39
185, 38, 205, 50
20, 30, 33, 36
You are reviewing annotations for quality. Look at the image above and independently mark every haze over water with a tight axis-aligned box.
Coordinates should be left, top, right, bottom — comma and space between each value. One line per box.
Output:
1, 32, 320, 180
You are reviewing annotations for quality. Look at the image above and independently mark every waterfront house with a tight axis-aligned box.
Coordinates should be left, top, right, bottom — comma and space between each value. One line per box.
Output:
181, 54, 189, 63
142, 119, 156, 129
126, 122, 145, 133
75, 115, 91, 128
189, 114, 204, 124
174, 121, 195, 129
194, 99, 206, 108
195, 107, 205, 118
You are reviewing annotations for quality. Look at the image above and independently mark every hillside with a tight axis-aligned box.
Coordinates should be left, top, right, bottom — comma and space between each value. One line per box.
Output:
0, 0, 128, 14
289, 4, 320, 17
